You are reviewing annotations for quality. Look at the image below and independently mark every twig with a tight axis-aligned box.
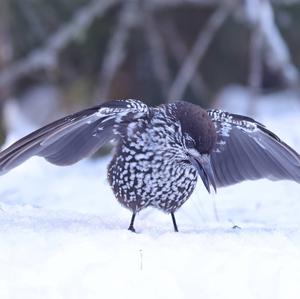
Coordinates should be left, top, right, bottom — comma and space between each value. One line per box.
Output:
17, 0, 47, 42
0, 0, 12, 69
143, 8, 171, 99
270, 0, 300, 4
212, 196, 220, 222
0, 0, 120, 90
162, 21, 208, 100
260, 0, 299, 86
248, 23, 263, 115
96, 1, 139, 100
148, 0, 300, 7
249, 24, 263, 93
167, 5, 230, 101
139, 249, 143, 271
1, 0, 297, 98
148, 0, 227, 8
245, 0, 299, 88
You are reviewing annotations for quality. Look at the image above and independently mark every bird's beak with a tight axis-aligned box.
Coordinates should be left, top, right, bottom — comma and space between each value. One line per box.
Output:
189, 154, 217, 194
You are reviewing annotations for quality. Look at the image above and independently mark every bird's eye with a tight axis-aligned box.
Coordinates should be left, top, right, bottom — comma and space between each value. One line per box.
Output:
185, 139, 195, 148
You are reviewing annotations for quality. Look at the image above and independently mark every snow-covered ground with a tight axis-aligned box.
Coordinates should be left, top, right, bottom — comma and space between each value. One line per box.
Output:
0, 99, 300, 299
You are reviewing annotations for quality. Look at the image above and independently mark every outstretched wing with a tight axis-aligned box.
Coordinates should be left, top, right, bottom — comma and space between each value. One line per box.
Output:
0, 99, 149, 174
207, 109, 300, 187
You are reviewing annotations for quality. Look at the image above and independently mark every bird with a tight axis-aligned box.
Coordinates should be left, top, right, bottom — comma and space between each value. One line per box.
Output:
0, 99, 299, 232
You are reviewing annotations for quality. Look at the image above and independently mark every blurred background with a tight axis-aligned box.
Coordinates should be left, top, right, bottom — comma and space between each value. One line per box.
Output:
0, 0, 300, 146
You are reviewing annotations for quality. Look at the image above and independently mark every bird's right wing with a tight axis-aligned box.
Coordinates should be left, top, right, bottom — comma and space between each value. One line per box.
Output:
0, 99, 149, 174
207, 109, 300, 187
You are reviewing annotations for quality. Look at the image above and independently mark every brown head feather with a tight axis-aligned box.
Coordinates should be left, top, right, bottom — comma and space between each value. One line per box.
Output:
173, 102, 216, 154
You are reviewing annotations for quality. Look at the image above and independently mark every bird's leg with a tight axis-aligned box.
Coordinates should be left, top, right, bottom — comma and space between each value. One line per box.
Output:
128, 213, 136, 233
171, 213, 179, 232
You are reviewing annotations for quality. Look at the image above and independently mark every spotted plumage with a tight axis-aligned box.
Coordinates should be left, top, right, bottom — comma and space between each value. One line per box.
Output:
0, 99, 299, 232
108, 103, 202, 215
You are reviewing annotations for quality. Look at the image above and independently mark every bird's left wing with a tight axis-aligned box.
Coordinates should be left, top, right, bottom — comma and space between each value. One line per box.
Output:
207, 109, 300, 187
0, 99, 149, 174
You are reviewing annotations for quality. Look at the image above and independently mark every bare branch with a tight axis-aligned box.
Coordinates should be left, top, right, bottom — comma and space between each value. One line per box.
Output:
96, 1, 139, 100
162, 21, 208, 100
245, 0, 299, 87
17, 0, 47, 41
0, 0, 12, 69
168, 5, 230, 100
142, 8, 172, 98
0, 0, 12, 100
261, 0, 299, 86
270, 0, 300, 4
147, 0, 300, 6
147, 0, 222, 7
0, 0, 297, 98
248, 23, 263, 115
0, 0, 120, 90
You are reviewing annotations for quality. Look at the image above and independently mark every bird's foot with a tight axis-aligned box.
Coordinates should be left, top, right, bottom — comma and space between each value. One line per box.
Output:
128, 225, 136, 233
232, 225, 241, 229
128, 213, 136, 233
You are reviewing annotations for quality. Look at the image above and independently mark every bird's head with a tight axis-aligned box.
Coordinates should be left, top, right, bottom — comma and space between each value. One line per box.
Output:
173, 101, 217, 193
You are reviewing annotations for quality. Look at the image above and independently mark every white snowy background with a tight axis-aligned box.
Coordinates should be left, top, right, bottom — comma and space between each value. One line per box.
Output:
0, 91, 300, 299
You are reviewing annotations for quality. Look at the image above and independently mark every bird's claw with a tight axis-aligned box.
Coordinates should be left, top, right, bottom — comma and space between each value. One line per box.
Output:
128, 226, 136, 233
232, 225, 241, 229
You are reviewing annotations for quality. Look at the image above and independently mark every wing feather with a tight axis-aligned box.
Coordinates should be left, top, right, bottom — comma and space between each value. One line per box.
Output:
0, 99, 149, 174
208, 109, 300, 187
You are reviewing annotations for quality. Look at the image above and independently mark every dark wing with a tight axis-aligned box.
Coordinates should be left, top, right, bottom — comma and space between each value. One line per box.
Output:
0, 99, 149, 174
207, 109, 300, 187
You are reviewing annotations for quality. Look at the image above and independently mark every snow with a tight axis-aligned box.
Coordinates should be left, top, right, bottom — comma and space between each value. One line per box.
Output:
0, 99, 300, 299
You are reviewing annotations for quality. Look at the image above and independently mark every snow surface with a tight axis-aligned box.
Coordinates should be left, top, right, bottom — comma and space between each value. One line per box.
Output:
0, 101, 300, 299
